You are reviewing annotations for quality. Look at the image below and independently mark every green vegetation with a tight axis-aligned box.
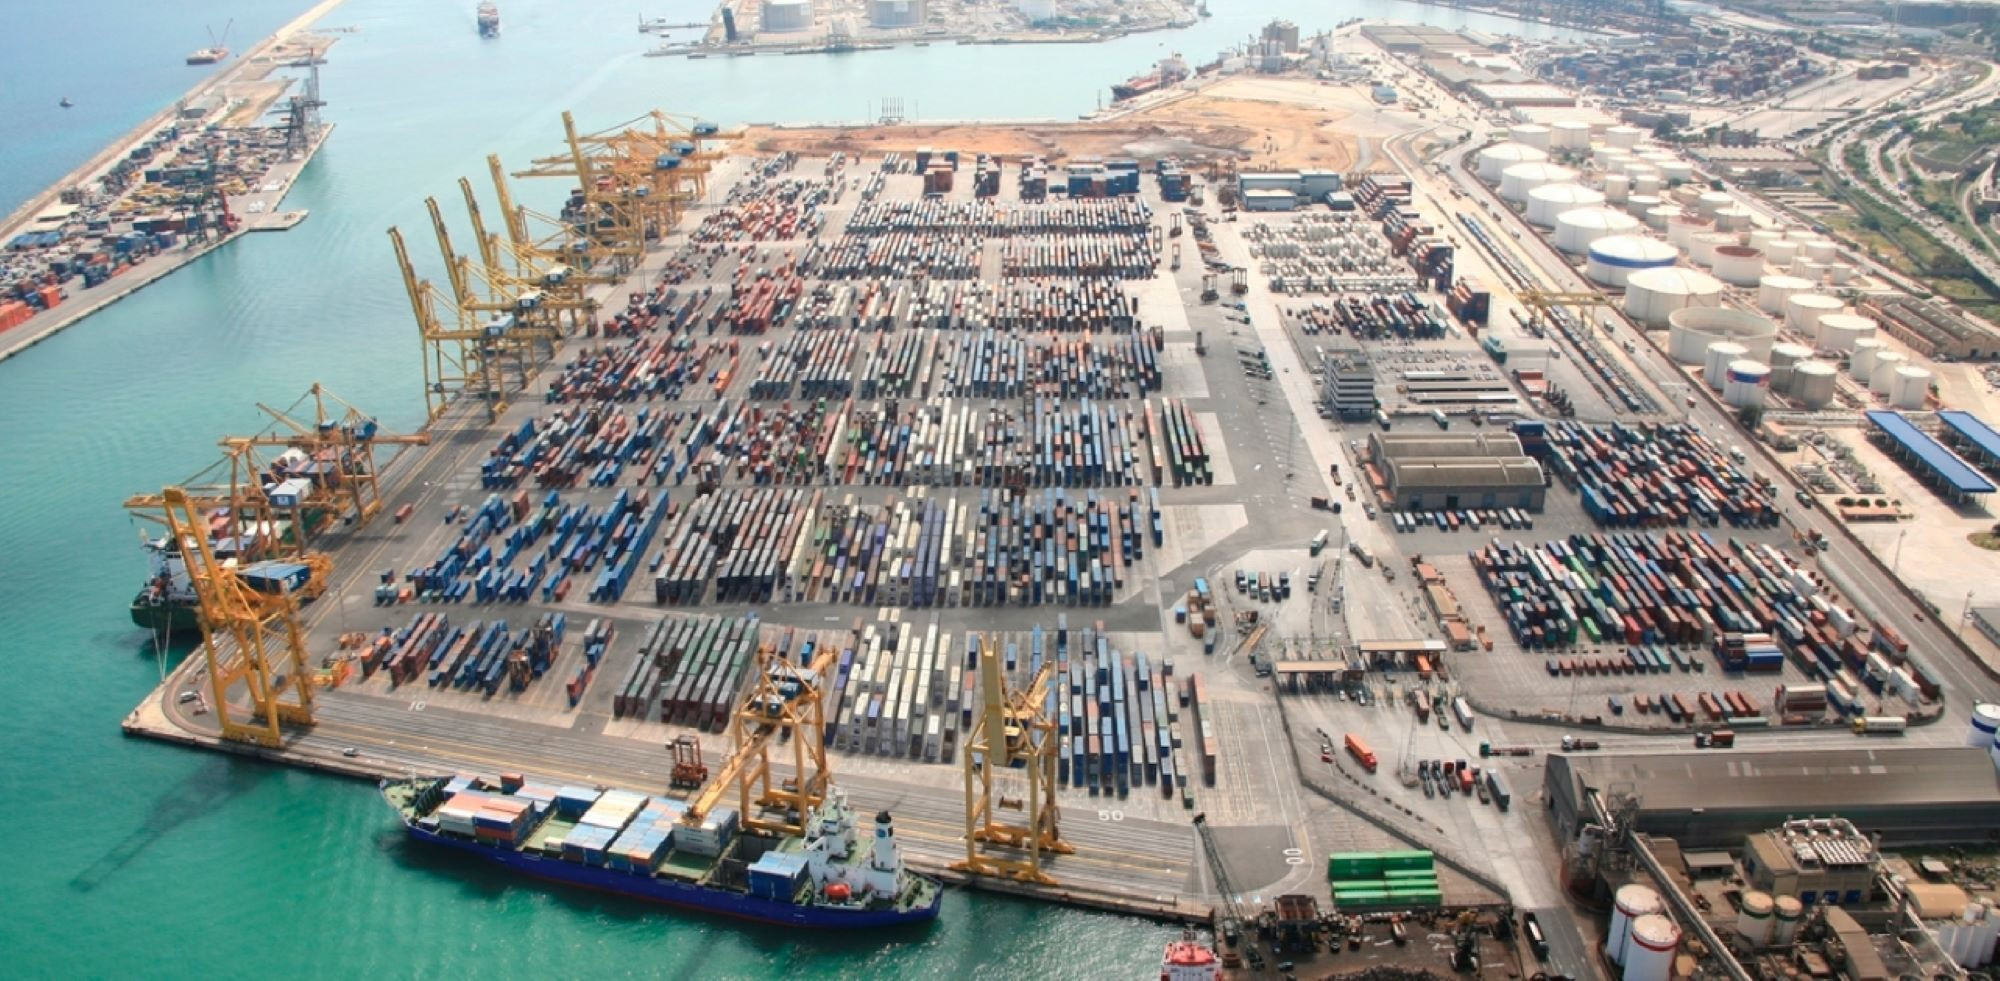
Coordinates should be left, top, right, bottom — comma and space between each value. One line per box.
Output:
1810, 142, 2000, 314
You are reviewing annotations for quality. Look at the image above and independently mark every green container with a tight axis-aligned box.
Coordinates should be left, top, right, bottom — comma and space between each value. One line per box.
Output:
1331, 890, 1392, 905
1383, 869, 1438, 881
1375, 850, 1435, 872
1330, 879, 1388, 893
1327, 853, 1385, 879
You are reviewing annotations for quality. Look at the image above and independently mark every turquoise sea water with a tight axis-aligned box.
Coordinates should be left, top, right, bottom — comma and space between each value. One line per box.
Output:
0, 1, 1578, 975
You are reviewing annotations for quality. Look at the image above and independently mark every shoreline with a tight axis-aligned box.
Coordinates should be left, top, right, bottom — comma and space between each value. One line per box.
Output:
0, 0, 348, 364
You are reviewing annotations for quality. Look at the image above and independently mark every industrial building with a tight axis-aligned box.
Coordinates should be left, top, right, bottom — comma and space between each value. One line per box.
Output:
866, 0, 923, 28
1860, 296, 2000, 360
1741, 818, 1881, 905
1261, 19, 1299, 53
1864, 411, 1996, 503
1242, 188, 1296, 212
1545, 748, 2000, 850
1937, 410, 2000, 477
1319, 348, 1376, 419
1366, 431, 1546, 512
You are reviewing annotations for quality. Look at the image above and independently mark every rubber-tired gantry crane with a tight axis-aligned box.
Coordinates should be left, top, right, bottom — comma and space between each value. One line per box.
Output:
160, 486, 316, 747
953, 636, 1073, 885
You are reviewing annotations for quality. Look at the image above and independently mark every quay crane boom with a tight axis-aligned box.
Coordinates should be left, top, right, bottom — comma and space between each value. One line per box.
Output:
953, 635, 1072, 885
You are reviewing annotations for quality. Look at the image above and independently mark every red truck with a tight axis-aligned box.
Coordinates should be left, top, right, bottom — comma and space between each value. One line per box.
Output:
1346, 733, 1378, 773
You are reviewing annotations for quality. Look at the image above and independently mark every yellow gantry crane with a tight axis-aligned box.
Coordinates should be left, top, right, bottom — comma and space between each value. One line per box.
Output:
161, 486, 317, 748
1517, 289, 1611, 312
954, 636, 1072, 885
680, 643, 836, 838
457, 176, 603, 335
225, 383, 429, 528
389, 224, 523, 423
426, 195, 567, 358
487, 152, 602, 275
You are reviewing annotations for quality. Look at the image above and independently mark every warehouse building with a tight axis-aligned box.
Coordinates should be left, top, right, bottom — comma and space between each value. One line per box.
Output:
1860, 296, 2000, 360
1865, 410, 1995, 504
1366, 431, 1545, 511
1243, 188, 1297, 212
1319, 348, 1376, 419
1545, 748, 2000, 849
1742, 818, 1880, 905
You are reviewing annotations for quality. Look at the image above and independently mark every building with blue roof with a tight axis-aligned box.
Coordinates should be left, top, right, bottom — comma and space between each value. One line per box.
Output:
1864, 411, 1995, 503
1935, 410, 2000, 476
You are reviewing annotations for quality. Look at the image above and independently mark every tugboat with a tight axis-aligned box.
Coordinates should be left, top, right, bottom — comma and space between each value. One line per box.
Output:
477, 1, 500, 37
59, 97, 73, 108
1161, 927, 1221, 980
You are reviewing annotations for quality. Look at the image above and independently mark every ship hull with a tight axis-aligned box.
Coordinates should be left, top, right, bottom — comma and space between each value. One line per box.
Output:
403, 822, 941, 928
132, 601, 199, 635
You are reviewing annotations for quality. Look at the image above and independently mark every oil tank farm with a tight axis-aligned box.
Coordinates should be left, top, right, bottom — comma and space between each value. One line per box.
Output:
1850, 337, 1886, 379
1477, 142, 1547, 182
1890, 365, 1933, 410
1711, 246, 1766, 286
1585, 235, 1676, 288
1508, 122, 1552, 150
1554, 206, 1639, 254
1666, 306, 1775, 364
1815, 313, 1876, 353
1785, 293, 1843, 337
1550, 119, 1592, 150
1757, 274, 1813, 315
1527, 183, 1604, 226
1723, 359, 1770, 409
1627, 267, 1725, 327
1792, 362, 1838, 408
1501, 162, 1578, 203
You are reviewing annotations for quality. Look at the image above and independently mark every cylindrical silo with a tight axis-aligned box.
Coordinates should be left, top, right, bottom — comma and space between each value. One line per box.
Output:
1696, 190, 1734, 217
1510, 123, 1552, 150
1478, 142, 1547, 182
1625, 193, 1663, 215
1713, 246, 1766, 285
1768, 342, 1812, 389
1705, 341, 1749, 388
1624, 914, 1681, 981
1605, 125, 1644, 149
1869, 350, 1907, 394
1627, 267, 1726, 327
1501, 162, 1578, 202
1588, 235, 1679, 287
1691, 231, 1738, 267
1758, 274, 1813, 314
1609, 884, 1665, 964
1750, 229, 1784, 250
1713, 206, 1754, 231
1969, 704, 2000, 749
1803, 239, 1839, 263
1850, 337, 1886, 379
1667, 214, 1713, 249
1795, 259, 1828, 283
1658, 159, 1694, 184
1595, 145, 1633, 169
1528, 183, 1605, 225
1773, 896, 1806, 945
1793, 362, 1837, 409
1786, 293, 1843, 335
1670, 306, 1776, 362
1891, 365, 1932, 410
1633, 172, 1664, 197
1738, 891, 1776, 947
1552, 120, 1592, 149
1555, 206, 1639, 253
1726, 359, 1771, 408
1816, 313, 1876, 352
1827, 262, 1855, 285
1603, 173, 1631, 203
1766, 239, 1800, 265
1644, 205, 1682, 231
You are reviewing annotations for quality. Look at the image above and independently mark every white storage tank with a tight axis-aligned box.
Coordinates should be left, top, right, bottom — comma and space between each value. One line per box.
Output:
1766, 239, 1800, 265
1738, 890, 1775, 947
1479, 142, 1548, 182
1658, 159, 1694, 184
1625, 193, 1663, 215
1786, 228, 1819, 242
1595, 145, 1633, 169
1794, 259, 1828, 282
1608, 884, 1665, 964
1624, 914, 1681, 981
1667, 214, 1713, 249
762, 0, 815, 30
1551, 120, 1592, 149
1691, 231, 1738, 267
1726, 359, 1771, 408
1643, 205, 1682, 230
1588, 235, 1679, 287
1603, 173, 1631, 203
1969, 703, 2000, 749
1713, 206, 1754, 231
1713, 245, 1766, 285
1827, 262, 1856, 285
1628, 267, 1726, 327
1501, 162, 1578, 202
1705, 341, 1749, 387
1632, 173, 1664, 197
1768, 342, 1812, 389
1757, 274, 1814, 314
1750, 229, 1784, 250
1670, 306, 1776, 364
1786, 293, 1843, 335
1696, 190, 1734, 217
1793, 361, 1838, 409
1528, 183, 1605, 225
1605, 125, 1644, 149
1555, 206, 1640, 253
1510, 123, 1553, 150
1816, 313, 1876, 352
1891, 365, 1932, 409
1868, 350, 1907, 394
1850, 337, 1886, 379
1803, 239, 1839, 263
1774, 896, 1806, 945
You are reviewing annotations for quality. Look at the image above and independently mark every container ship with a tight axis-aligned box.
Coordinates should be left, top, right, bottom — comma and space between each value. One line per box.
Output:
382, 775, 943, 927
478, 1, 501, 37
185, 46, 229, 65
1111, 54, 1189, 102
132, 533, 330, 634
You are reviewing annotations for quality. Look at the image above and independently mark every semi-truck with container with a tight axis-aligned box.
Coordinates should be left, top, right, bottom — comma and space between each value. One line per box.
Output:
1853, 716, 1907, 735
1486, 770, 1512, 811
1345, 733, 1378, 773
1451, 696, 1474, 732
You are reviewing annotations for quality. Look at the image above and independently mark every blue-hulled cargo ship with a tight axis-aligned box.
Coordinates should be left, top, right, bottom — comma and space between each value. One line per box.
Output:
382, 775, 942, 928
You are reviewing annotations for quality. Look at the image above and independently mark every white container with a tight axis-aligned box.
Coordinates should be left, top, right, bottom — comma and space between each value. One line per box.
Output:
1713, 245, 1766, 285
1643, 205, 1682, 230
1627, 267, 1726, 327
1757, 274, 1814, 315
1773, 896, 1806, 945
1624, 914, 1680, 981
1551, 120, 1592, 149
1705, 341, 1749, 388
1691, 231, 1739, 268
1793, 362, 1837, 409
1972, 704, 2000, 749
1478, 142, 1548, 182
1766, 240, 1800, 265
1738, 890, 1775, 947
1869, 350, 1908, 394
1555, 206, 1640, 253
1528, 183, 1605, 225
1816, 313, 1876, 353
1850, 337, 1886, 379
1667, 215, 1713, 249
1726, 359, 1771, 408
1510, 123, 1553, 149
1608, 884, 1665, 964
1605, 125, 1644, 149
1891, 365, 1933, 410
1501, 161, 1578, 202
1588, 235, 1679, 287
1786, 293, 1843, 334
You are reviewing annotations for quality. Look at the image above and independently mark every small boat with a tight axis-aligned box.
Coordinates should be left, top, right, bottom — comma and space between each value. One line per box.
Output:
60, 97, 73, 108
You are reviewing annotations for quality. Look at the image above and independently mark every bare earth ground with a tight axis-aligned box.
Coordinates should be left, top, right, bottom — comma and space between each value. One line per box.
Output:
744, 76, 1402, 170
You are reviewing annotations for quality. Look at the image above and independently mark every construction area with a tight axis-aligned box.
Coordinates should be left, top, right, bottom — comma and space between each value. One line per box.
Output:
117, 23, 2000, 976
